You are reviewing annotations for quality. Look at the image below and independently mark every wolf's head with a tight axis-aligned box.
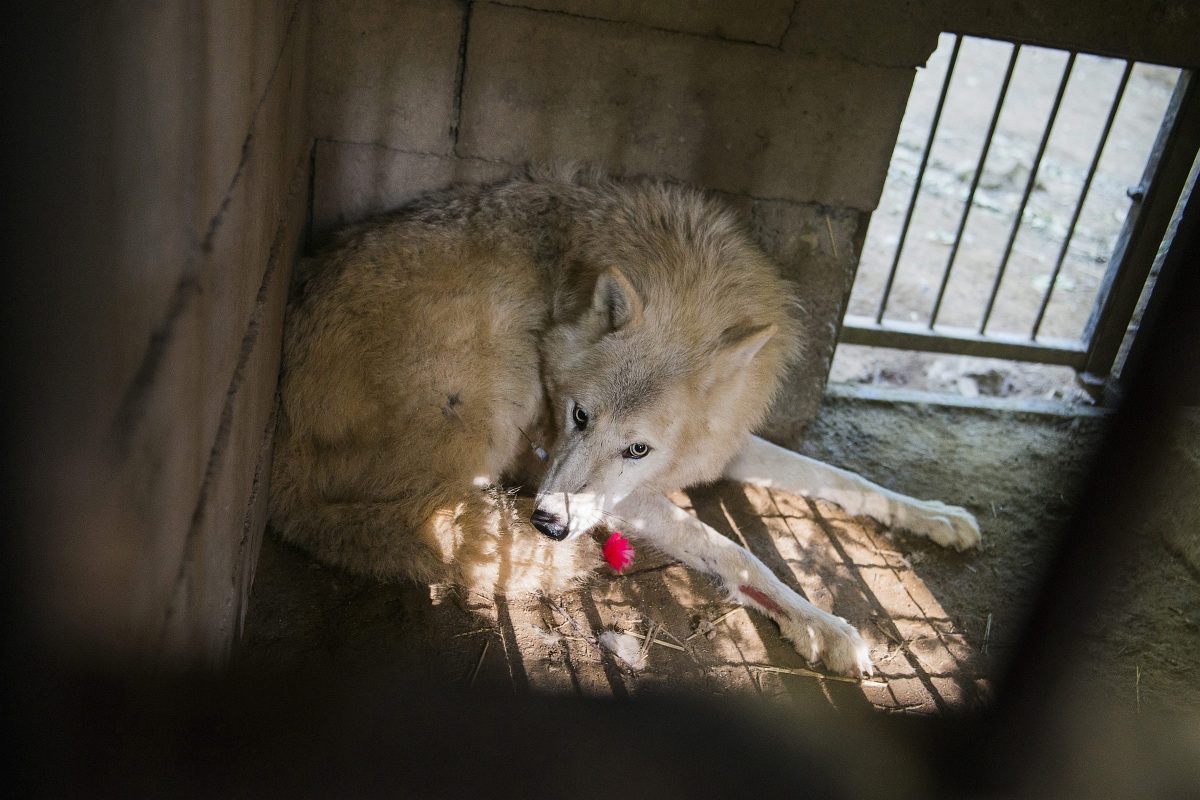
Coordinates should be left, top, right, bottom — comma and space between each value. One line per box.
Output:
531, 257, 795, 541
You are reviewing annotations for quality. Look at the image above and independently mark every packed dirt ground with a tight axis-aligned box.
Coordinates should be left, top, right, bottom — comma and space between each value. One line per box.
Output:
238, 392, 1199, 724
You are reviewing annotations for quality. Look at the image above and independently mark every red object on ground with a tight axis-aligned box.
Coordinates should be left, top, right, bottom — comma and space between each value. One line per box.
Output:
603, 531, 635, 573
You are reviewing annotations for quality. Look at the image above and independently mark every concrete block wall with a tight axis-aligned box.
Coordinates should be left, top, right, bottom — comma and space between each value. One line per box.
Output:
5, 2, 310, 666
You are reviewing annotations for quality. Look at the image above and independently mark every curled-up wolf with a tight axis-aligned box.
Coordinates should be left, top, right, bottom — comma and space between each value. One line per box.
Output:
270, 170, 980, 677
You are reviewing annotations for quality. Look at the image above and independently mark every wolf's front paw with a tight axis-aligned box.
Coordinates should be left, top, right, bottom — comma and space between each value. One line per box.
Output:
779, 613, 873, 678
911, 501, 981, 550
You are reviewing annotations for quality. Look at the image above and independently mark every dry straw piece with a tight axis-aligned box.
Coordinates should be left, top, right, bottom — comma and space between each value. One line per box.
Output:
468, 639, 490, 688
619, 629, 686, 652
750, 663, 888, 688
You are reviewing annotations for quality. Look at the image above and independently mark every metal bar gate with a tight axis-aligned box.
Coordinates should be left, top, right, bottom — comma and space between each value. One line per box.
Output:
840, 33, 1200, 398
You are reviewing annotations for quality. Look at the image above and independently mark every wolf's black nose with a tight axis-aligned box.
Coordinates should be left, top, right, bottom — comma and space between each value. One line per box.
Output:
531, 508, 568, 541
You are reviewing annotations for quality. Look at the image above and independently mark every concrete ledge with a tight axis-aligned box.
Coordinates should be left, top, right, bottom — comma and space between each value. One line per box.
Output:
825, 382, 1113, 418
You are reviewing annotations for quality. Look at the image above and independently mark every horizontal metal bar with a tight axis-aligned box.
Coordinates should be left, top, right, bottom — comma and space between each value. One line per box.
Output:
840, 315, 1087, 368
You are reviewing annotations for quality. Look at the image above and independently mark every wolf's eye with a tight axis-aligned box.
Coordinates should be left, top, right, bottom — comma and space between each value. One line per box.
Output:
623, 442, 651, 459
572, 404, 589, 430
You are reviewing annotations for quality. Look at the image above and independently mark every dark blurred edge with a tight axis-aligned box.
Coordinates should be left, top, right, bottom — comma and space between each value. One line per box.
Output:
3, 7, 1198, 799
949, 105, 1200, 794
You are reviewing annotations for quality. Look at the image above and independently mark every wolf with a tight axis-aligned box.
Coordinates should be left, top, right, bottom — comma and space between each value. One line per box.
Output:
269, 169, 980, 677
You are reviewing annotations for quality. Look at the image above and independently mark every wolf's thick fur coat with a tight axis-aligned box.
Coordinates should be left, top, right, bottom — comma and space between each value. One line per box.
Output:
270, 169, 979, 676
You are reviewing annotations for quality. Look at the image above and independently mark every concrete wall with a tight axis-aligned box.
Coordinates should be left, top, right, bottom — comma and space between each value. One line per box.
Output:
786, 1, 1200, 69
4, 2, 310, 666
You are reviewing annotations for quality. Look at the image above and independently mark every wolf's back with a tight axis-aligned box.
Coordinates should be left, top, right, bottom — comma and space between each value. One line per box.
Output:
269, 170, 802, 587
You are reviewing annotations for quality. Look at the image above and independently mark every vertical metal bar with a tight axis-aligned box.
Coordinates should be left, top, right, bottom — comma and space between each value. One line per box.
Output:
1031, 59, 1134, 340
1081, 69, 1200, 393
980, 51, 1076, 334
929, 42, 1021, 328
874, 34, 963, 324
1116, 145, 1199, 393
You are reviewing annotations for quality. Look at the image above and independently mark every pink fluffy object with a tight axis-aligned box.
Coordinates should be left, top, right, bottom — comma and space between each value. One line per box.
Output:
603, 531, 635, 573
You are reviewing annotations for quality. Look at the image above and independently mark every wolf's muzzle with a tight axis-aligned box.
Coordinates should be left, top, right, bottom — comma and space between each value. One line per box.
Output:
530, 508, 569, 541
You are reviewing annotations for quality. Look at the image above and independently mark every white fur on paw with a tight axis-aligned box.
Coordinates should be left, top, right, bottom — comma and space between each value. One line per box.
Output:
914, 502, 981, 550
779, 614, 873, 678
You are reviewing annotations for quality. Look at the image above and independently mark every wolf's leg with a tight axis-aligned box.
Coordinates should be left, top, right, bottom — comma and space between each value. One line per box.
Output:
614, 493, 873, 677
724, 435, 981, 550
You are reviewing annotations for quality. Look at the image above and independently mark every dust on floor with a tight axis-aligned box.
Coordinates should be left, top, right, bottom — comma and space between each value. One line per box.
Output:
237, 392, 1199, 718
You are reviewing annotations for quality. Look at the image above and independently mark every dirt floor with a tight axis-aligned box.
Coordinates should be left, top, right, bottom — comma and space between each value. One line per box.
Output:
237, 392, 1199, 724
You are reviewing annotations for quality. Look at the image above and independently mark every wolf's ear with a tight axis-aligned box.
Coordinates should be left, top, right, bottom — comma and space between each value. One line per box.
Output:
714, 323, 776, 374
592, 268, 643, 332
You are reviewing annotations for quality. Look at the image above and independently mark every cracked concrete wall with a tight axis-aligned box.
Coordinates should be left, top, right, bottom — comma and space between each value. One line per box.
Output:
5, 2, 311, 666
